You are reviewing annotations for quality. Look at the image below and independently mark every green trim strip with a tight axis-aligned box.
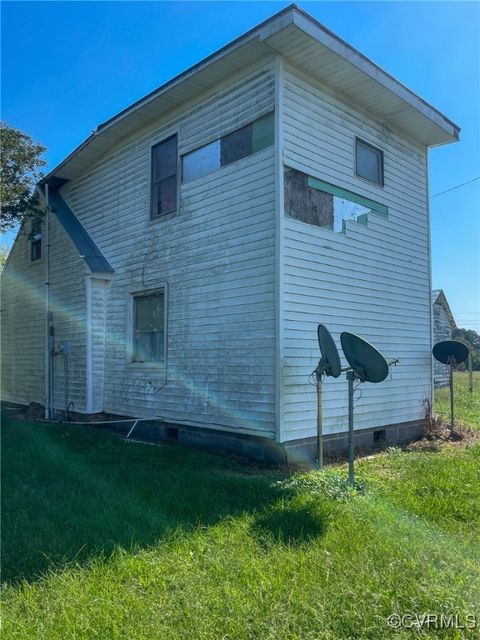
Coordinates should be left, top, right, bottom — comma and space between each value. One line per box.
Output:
307, 176, 388, 217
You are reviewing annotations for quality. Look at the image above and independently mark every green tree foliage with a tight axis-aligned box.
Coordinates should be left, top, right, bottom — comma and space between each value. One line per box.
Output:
0, 121, 47, 232
453, 327, 480, 371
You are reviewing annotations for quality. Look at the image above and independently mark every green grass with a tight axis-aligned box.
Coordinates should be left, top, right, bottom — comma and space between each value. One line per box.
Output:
2, 405, 480, 639
434, 371, 480, 429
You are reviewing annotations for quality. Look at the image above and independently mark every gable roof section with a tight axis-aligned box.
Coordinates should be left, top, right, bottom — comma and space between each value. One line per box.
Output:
46, 188, 114, 274
432, 289, 456, 328
42, 4, 460, 186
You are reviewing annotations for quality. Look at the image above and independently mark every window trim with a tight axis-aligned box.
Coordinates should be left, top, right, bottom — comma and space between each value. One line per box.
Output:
307, 175, 388, 217
354, 137, 384, 187
150, 133, 179, 220
128, 286, 168, 366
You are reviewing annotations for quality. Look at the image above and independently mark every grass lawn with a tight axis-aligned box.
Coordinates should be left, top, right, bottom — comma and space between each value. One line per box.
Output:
434, 371, 480, 429
1, 376, 479, 639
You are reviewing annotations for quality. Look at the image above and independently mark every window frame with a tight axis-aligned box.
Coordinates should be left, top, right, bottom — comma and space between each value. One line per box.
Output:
128, 286, 168, 366
355, 137, 384, 187
30, 219, 42, 262
150, 133, 179, 220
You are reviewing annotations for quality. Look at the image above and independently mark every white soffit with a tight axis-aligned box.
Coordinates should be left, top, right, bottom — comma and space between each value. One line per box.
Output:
46, 5, 459, 183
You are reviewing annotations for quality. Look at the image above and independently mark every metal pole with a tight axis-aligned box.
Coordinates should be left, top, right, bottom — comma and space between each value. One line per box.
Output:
449, 361, 454, 432
468, 353, 473, 393
316, 379, 323, 469
347, 371, 355, 486
63, 342, 69, 422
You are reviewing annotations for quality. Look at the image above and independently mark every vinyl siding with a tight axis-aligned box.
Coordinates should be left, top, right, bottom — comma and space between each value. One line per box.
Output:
60, 61, 277, 435
1, 214, 88, 412
281, 63, 431, 441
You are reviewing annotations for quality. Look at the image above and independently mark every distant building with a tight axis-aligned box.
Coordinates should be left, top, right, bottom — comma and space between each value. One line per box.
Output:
432, 289, 456, 387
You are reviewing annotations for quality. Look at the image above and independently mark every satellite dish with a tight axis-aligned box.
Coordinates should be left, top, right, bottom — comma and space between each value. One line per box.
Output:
432, 340, 470, 432
340, 332, 389, 383
317, 324, 341, 378
432, 340, 469, 365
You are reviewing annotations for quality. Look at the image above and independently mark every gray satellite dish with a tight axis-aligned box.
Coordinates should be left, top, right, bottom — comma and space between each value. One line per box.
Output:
317, 325, 342, 379
432, 340, 470, 431
313, 325, 342, 469
340, 332, 389, 383
340, 332, 398, 485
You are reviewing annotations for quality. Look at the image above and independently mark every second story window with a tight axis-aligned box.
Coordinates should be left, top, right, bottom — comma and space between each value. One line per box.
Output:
355, 138, 384, 186
182, 111, 274, 184
30, 220, 42, 261
151, 134, 177, 218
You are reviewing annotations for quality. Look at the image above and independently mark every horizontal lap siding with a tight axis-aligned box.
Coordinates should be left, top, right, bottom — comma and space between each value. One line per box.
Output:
61, 62, 276, 436
1, 215, 88, 412
48, 215, 88, 413
1, 233, 45, 406
281, 64, 430, 441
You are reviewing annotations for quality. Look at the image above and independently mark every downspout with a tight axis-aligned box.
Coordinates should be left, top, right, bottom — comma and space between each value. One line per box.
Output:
44, 184, 51, 419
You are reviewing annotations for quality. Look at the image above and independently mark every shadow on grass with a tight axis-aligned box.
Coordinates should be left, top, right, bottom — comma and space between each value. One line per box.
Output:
252, 496, 331, 546
2, 410, 301, 585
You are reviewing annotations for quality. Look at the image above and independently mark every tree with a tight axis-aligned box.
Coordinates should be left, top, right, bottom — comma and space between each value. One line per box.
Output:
452, 327, 480, 371
0, 121, 47, 232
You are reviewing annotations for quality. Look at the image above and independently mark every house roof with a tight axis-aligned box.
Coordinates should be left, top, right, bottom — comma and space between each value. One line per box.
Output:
42, 4, 459, 187
46, 188, 114, 274
432, 289, 456, 328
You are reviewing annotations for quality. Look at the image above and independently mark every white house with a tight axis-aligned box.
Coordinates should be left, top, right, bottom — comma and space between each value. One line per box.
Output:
1, 5, 459, 462
432, 289, 457, 388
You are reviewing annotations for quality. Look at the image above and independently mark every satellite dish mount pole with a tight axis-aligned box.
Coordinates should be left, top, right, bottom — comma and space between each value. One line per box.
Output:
347, 370, 356, 486
315, 369, 324, 469
448, 355, 455, 432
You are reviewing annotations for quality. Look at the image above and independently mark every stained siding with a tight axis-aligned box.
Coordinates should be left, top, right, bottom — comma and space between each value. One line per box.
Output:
1, 230, 45, 405
281, 63, 431, 441
60, 61, 277, 435
1, 214, 88, 412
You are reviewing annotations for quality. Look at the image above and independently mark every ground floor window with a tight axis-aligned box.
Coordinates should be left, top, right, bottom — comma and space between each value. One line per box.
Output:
132, 291, 165, 362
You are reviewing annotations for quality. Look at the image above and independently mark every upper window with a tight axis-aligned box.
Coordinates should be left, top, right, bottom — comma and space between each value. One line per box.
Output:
355, 138, 384, 186
284, 167, 388, 233
30, 220, 42, 261
132, 291, 166, 363
182, 112, 274, 184
151, 135, 178, 218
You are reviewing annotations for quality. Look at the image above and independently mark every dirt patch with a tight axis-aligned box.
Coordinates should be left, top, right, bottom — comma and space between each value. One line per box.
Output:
405, 415, 479, 452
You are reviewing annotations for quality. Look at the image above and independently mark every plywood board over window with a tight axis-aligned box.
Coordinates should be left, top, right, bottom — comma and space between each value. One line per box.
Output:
284, 168, 334, 228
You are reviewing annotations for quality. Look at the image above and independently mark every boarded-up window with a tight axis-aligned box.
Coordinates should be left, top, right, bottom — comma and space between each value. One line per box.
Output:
221, 123, 253, 166
151, 135, 177, 218
284, 168, 334, 228
284, 168, 388, 233
182, 112, 274, 183
30, 220, 42, 261
355, 138, 384, 186
133, 292, 165, 362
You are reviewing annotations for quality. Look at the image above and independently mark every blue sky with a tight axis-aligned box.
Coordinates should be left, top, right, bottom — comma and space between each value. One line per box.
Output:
2, 1, 479, 330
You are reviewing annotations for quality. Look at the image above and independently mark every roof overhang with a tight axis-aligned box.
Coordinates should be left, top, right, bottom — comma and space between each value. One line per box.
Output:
43, 4, 459, 185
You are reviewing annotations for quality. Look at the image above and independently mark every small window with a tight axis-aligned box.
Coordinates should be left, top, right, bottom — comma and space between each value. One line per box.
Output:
132, 292, 165, 363
355, 138, 384, 186
182, 112, 274, 183
30, 220, 42, 261
151, 135, 177, 218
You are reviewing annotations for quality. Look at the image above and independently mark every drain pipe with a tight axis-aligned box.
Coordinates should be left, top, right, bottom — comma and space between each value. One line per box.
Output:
44, 184, 51, 419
